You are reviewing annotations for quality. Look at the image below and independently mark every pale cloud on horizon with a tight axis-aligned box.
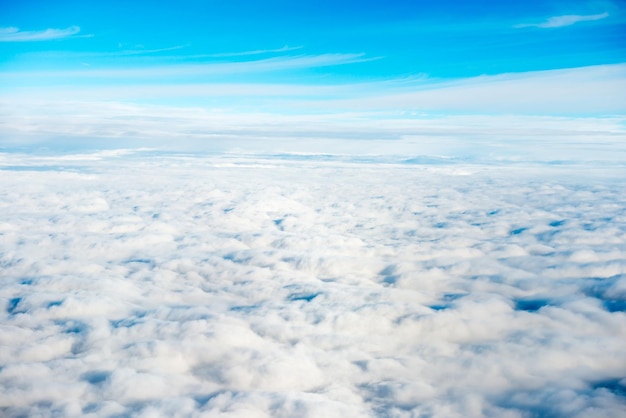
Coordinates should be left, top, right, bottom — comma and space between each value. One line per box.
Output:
1, 64, 624, 156
1, 98, 624, 161
1, 48, 624, 156
2, 63, 623, 114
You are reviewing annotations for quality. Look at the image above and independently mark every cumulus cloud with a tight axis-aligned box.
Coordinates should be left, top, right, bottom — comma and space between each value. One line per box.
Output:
0, 152, 625, 417
515, 12, 610, 29
0, 26, 83, 42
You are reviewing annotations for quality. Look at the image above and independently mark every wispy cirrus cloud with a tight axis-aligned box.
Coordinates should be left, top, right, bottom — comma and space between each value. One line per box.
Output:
515, 12, 610, 29
209, 45, 304, 58
0, 53, 378, 79
114, 44, 188, 56
0, 26, 85, 42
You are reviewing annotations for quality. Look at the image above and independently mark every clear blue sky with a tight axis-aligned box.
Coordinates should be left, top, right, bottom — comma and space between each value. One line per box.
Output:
1, 0, 625, 153
2, 0, 624, 78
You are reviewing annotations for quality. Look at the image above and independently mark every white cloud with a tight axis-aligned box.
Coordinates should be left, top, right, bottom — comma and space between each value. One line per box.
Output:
0, 26, 83, 42
515, 12, 610, 28
0, 64, 624, 159
329, 64, 626, 114
1, 95, 624, 162
0, 153, 625, 417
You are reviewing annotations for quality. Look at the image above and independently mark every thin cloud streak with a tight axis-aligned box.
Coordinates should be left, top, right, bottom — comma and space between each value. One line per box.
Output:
0, 53, 378, 78
0, 26, 83, 42
209, 45, 304, 57
111, 44, 189, 56
34, 44, 298, 60
515, 12, 610, 29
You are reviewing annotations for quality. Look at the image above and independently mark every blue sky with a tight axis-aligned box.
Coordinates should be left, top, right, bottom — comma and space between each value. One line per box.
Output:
1, 0, 625, 154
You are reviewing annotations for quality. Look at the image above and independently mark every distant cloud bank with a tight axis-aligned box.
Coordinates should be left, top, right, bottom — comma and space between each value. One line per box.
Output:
1, 63, 624, 158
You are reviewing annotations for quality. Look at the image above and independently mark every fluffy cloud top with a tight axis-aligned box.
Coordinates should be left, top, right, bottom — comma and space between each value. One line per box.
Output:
1, 153, 625, 417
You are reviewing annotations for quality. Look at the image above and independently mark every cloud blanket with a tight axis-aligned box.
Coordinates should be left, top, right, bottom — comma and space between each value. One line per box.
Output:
1, 153, 625, 417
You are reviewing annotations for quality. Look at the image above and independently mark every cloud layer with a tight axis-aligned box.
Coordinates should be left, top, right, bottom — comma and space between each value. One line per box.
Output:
2, 65, 624, 151
1, 64, 625, 161
1, 153, 625, 417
